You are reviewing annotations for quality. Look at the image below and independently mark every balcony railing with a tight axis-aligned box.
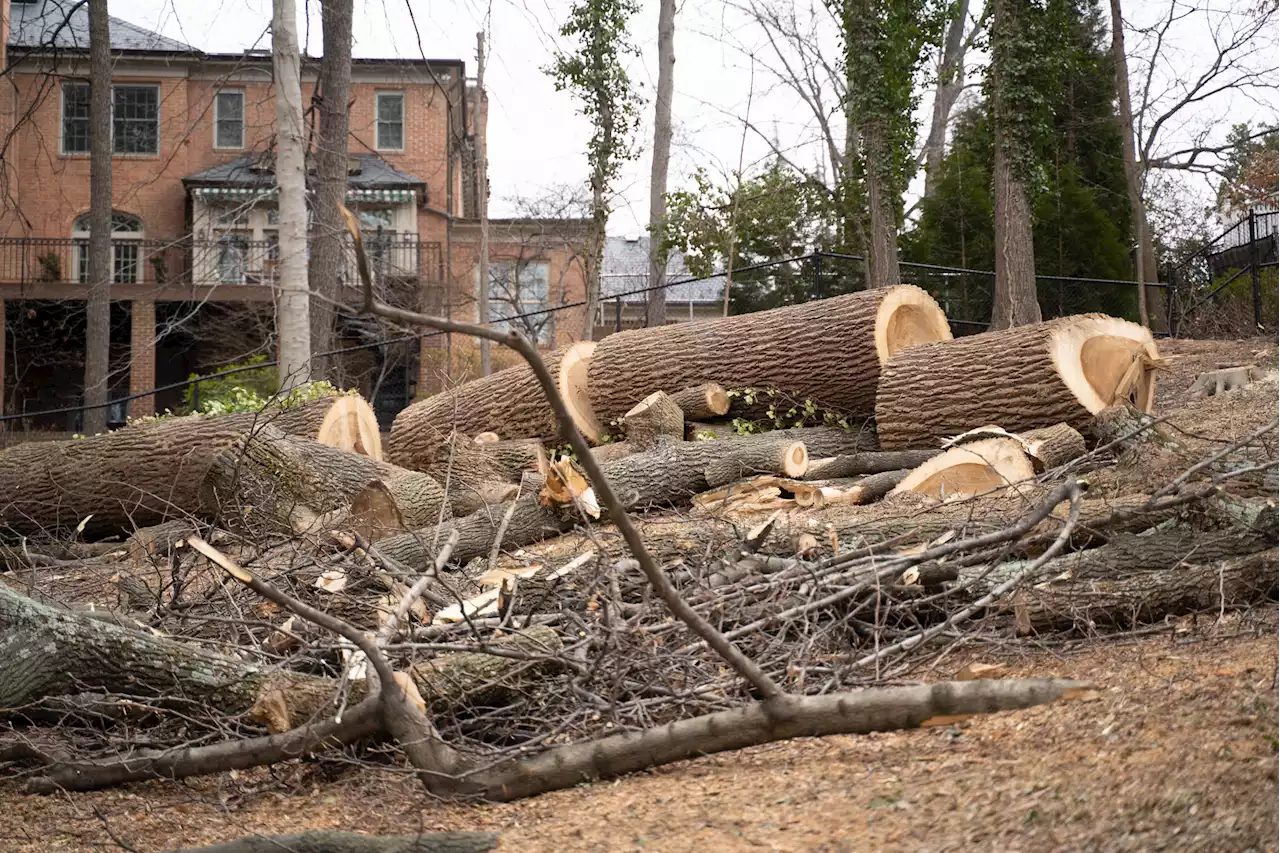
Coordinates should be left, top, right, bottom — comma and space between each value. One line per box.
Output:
0, 236, 441, 289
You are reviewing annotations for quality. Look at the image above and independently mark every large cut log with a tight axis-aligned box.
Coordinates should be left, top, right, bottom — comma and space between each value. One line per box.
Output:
487, 439, 549, 478
251, 627, 562, 732
166, 831, 499, 853
206, 426, 445, 531
213, 392, 382, 459
876, 315, 1159, 450
376, 435, 813, 567
426, 433, 520, 517
389, 342, 598, 470
587, 286, 951, 432
892, 437, 1036, 502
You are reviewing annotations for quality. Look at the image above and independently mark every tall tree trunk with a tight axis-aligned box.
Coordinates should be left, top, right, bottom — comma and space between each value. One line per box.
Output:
644, 0, 676, 327
862, 121, 901, 289
989, 0, 1042, 330
83, 0, 112, 436
922, 0, 969, 201
582, 103, 610, 344
308, 0, 353, 379
273, 0, 313, 390
1108, 0, 1150, 329
476, 33, 492, 374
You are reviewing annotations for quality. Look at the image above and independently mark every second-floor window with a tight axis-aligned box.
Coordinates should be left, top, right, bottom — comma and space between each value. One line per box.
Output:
62, 83, 160, 155
376, 92, 404, 151
214, 90, 245, 149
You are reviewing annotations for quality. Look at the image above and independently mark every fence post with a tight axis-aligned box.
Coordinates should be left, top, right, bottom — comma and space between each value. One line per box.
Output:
1166, 268, 1178, 339
1248, 209, 1261, 329
614, 296, 622, 333
191, 380, 200, 413
813, 254, 823, 299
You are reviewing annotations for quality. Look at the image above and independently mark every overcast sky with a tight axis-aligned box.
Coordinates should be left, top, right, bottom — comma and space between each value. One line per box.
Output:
113, 0, 1276, 233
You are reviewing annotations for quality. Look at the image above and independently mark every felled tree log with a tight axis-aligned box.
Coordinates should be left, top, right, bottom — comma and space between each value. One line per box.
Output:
213, 392, 383, 459
487, 439, 549, 478
1021, 423, 1088, 470
704, 440, 808, 488
166, 831, 499, 853
669, 383, 731, 420
1016, 549, 1278, 632
590, 441, 637, 464
587, 286, 951, 430
206, 426, 446, 531
389, 342, 598, 470
803, 449, 938, 480
892, 437, 1036, 502
623, 391, 685, 448
426, 433, 520, 517
251, 627, 562, 732
0, 580, 268, 714
876, 315, 1159, 450
377, 435, 815, 567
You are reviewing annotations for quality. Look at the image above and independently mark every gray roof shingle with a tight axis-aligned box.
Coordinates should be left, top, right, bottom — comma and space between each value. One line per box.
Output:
600, 234, 723, 304
183, 153, 426, 188
9, 0, 196, 53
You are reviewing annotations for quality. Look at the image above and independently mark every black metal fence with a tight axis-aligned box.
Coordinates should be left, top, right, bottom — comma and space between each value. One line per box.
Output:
1168, 207, 1278, 337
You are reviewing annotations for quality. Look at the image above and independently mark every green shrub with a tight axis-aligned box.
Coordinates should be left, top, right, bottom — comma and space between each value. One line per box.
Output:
179, 355, 341, 416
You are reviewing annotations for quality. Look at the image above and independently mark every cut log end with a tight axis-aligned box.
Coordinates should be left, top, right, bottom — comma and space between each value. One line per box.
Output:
1049, 315, 1159, 414
559, 340, 602, 441
782, 441, 809, 478
315, 394, 384, 460
873, 284, 954, 365
893, 437, 1035, 502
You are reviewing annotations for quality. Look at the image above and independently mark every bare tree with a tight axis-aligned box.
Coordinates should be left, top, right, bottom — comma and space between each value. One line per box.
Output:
921, 0, 975, 201
645, 0, 676, 328
1109, 0, 1151, 328
272, 0, 312, 389
308, 0, 354, 378
476, 32, 492, 374
83, 0, 112, 435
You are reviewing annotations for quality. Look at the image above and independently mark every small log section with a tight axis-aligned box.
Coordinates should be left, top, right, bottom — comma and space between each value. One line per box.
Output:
876, 314, 1159, 450
389, 342, 597, 471
892, 437, 1036, 502
165, 831, 499, 853
587, 286, 951, 433
623, 391, 685, 448
669, 383, 730, 421
219, 392, 383, 459
1021, 423, 1087, 471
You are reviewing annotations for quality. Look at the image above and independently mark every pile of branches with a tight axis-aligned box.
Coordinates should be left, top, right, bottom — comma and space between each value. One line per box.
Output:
0, 238, 1276, 849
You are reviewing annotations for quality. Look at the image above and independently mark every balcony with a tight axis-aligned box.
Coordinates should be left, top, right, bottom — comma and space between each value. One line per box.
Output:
0, 236, 441, 300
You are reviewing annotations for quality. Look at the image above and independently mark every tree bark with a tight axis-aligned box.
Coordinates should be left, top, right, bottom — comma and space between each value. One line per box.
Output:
623, 390, 684, 448
308, 0, 354, 378
389, 342, 596, 468
803, 449, 938, 480
668, 383, 729, 420
273, 0, 313, 390
587, 287, 950, 425
83, 0, 112, 436
923, 0, 970, 200
862, 121, 902, 288
989, 0, 1042, 331
644, 0, 676, 327
875, 316, 1158, 449
1108, 0, 1150, 329
424, 432, 519, 517
475, 32, 492, 376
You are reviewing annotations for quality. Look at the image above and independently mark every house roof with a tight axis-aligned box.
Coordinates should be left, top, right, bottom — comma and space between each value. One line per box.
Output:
183, 153, 426, 191
8, 0, 197, 53
600, 234, 723, 304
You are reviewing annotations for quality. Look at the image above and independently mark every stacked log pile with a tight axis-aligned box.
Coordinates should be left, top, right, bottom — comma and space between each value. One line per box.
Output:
1, 297, 1275, 810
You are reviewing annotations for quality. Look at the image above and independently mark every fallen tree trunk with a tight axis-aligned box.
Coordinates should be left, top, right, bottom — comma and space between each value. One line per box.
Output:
892, 437, 1036, 502
207, 426, 446, 530
377, 435, 815, 566
389, 342, 598, 470
426, 433, 520, 517
804, 449, 938, 480
1016, 548, 1278, 632
212, 392, 383, 459
487, 439, 549, 478
876, 315, 1159, 450
166, 832, 499, 853
669, 383, 730, 421
588, 286, 951, 431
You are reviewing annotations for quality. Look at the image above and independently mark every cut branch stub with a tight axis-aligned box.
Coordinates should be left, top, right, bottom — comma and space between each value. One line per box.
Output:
389, 341, 599, 468
669, 383, 731, 420
892, 436, 1035, 502
876, 314, 1159, 450
587, 286, 951, 426
623, 391, 685, 448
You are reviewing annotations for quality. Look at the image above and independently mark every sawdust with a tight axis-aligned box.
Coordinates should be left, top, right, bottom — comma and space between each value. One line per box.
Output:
2, 616, 1275, 853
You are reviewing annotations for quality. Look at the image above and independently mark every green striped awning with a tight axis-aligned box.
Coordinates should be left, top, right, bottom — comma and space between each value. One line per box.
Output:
192, 187, 415, 203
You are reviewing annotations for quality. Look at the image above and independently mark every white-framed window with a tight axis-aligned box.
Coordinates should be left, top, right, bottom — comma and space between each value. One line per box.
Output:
375, 92, 405, 151
73, 212, 144, 284
214, 89, 245, 149
61, 82, 160, 155
488, 261, 554, 344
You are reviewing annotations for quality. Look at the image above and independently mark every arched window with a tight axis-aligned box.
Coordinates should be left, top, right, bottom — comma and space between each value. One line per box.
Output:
73, 212, 143, 284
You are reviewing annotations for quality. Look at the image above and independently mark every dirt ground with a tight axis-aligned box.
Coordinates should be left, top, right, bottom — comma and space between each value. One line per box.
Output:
2, 335, 1276, 853
1, 612, 1275, 853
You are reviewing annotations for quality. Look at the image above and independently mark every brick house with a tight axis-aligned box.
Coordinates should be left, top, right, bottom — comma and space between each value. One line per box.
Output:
0, 0, 590, 434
